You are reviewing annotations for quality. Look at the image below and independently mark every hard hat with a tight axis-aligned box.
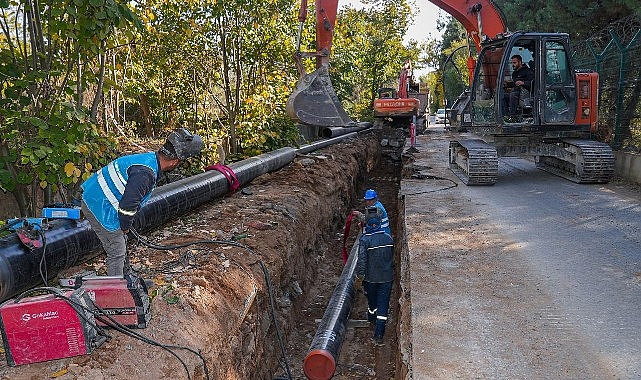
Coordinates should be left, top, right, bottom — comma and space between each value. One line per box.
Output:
160, 128, 203, 160
363, 189, 378, 200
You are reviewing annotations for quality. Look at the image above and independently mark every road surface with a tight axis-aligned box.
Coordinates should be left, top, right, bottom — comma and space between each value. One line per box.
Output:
402, 128, 641, 379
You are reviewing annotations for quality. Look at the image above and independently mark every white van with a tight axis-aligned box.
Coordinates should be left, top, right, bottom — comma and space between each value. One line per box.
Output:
435, 108, 447, 124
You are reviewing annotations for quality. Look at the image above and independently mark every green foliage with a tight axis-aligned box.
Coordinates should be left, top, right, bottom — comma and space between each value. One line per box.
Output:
495, 0, 637, 39
331, 0, 421, 121
236, 81, 299, 158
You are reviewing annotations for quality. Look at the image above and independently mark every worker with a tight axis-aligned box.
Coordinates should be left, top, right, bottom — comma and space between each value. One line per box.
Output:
80, 128, 204, 276
355, 206, 394, 345
503, 54, 534, 118
363, 189, 391, 235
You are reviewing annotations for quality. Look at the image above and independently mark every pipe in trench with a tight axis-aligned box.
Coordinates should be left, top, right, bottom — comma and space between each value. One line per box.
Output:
320, 122, 371, 139
0, 131, 365, 302
303, 238, 359, 380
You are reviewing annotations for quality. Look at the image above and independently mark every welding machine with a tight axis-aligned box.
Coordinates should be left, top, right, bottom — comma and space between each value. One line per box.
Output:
0, 287, 106, 366
73, 274, 151, 329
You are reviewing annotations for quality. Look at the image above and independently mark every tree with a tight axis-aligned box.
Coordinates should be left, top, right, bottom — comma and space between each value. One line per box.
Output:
0, 0, 140, 216
330, 0, 421, 121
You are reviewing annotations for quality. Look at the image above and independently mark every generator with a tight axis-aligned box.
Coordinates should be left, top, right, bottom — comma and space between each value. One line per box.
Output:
0, 288, 106, 366
74, 273, 151, 329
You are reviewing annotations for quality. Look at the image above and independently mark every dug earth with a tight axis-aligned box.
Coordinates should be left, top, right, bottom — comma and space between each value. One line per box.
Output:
0, 133, 386, 379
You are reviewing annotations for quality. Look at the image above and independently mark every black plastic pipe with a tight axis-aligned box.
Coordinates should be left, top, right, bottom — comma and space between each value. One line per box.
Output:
321, 122, 371, 138
303, 239, 359, 380
0, 131, 368, 302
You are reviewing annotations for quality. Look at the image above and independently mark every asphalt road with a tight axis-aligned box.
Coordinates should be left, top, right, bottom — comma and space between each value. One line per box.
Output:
402, 127, 641, 379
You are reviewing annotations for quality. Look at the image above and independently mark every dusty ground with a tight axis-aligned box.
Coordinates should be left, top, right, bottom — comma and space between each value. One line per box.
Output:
0, 131, 403, 379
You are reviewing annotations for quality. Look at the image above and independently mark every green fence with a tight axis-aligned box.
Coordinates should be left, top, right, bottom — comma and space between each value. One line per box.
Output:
572, 14, 641, 150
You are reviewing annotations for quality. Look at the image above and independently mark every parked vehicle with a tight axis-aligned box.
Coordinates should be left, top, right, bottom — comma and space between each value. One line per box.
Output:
435, 108, 447, 124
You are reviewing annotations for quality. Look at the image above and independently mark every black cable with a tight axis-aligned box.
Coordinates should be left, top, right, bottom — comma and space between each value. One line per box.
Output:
37, 229, 48, 287
401, 174, 459, 195
130, 228, 293, 380
257, 260, 292, 380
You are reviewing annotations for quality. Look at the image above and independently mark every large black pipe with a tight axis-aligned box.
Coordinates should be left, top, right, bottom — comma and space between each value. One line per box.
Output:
0, 131, 368, 302
303, 239, 359, 380
320, 122, 371, 139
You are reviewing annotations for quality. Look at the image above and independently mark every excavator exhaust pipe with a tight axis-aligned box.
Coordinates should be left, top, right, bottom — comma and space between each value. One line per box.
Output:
287, 65, 353, 127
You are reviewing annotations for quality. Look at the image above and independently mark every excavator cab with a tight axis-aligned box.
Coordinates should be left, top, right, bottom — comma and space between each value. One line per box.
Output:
459, 33, 591, 132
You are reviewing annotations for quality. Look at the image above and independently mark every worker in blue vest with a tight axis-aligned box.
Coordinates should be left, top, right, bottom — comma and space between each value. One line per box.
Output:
363, 189, 391, 235
80, 128, 203, 276
355, 206, 394, 345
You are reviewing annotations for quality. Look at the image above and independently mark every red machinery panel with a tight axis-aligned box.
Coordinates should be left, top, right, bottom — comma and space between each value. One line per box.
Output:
78, 275, 151, 329
0, 288, 103, 366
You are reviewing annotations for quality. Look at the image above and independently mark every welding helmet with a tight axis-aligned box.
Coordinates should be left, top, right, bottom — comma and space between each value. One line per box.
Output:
159, 128, 203, 160
363, 189, 378, 201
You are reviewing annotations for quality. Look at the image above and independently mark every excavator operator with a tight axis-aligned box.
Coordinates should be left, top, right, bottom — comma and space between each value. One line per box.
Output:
503, 54, 534, 118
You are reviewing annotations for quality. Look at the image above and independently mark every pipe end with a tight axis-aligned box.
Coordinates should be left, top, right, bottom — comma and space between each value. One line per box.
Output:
303, 349, 335, 380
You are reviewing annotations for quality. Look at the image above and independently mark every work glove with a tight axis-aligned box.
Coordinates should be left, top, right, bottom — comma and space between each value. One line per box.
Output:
353, 210, 365, 222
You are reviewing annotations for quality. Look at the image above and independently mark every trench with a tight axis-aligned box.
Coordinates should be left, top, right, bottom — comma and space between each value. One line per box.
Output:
0, 130, 408, 379
270, 131, 405, 379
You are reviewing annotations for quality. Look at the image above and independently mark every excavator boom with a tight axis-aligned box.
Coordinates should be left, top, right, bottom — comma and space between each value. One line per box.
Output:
287, 0, 353, 127
428, 0, 507, 52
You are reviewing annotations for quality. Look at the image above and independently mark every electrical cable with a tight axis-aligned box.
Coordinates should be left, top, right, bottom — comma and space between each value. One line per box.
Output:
401, 174, 459, 195
130, 228, 293, 380
46, 287, 208, 380
37, 229, 48, 287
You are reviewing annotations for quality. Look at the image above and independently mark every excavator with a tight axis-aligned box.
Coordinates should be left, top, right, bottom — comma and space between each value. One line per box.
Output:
372, 60, 424, 128
287, 0, 615, 185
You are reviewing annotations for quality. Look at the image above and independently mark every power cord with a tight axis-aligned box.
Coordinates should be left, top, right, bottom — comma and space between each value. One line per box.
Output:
20, 287, 208, 380
129, 228, 293, 380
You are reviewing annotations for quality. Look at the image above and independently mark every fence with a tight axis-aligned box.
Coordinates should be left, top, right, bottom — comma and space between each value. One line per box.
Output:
572, 14, 641, 150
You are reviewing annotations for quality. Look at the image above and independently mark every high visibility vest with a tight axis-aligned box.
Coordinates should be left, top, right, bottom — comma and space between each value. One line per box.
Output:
81, 152, 159, 231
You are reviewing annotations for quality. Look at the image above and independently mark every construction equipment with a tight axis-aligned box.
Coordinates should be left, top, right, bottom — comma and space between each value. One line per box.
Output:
0, 287, 106, 366
373, 61, 426, 129
70, 273, 152, 329
428, 0, 614, 184
287, 0, 614, 184
287, 0, 353, 127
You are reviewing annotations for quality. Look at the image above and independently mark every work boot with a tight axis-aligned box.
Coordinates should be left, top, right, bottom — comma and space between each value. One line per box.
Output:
372, 336, 384, 346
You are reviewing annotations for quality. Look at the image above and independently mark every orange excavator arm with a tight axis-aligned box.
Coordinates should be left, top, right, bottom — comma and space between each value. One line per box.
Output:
427, 0, 507, 52
288, 0, 353, 127
287, 0, 507, 127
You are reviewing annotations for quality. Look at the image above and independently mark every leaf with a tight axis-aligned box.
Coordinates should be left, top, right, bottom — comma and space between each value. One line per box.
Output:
50, 368, 68, 378
64, 162, 77, 177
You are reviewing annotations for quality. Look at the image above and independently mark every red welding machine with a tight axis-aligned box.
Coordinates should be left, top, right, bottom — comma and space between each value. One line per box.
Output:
0, 288, 106, 366
74, 274, 151, 329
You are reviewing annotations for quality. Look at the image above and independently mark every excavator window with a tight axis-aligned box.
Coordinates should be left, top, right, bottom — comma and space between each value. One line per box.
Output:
471, 47, 505, 123
543, 41, 575, 123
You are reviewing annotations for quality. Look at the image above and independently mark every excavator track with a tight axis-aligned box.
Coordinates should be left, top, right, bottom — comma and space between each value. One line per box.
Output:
449, 139, 498, 185
536, 139, 615, 183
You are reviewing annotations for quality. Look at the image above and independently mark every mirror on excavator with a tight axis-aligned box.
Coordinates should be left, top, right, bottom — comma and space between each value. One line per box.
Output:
286, 0, 353, 127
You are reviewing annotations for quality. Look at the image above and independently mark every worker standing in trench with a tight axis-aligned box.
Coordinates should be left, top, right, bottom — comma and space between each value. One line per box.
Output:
355, 206, 395, 345
362, 189, 391, 235
79, 128, 203, 276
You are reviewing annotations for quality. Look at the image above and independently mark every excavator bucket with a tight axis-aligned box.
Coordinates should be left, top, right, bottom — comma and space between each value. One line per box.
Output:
287, 65, 353, 127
